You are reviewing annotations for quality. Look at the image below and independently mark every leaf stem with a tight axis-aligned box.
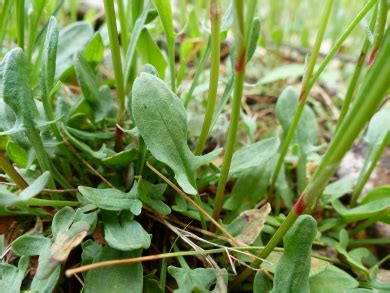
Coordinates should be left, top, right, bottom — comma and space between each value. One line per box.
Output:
194, 0, 221, 156
15, 0, 25, 48
26, 0, 45, 63
0, 0, 13, 49
23, 198, 80, 207
183, 37, 211, 108
368, 0, 388, 65
211, 0, 247, 227
116, 0, 129, 53
103, 0, 126, 149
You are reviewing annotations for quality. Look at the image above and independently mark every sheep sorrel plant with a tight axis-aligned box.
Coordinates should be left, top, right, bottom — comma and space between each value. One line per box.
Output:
0, 1, 389, 292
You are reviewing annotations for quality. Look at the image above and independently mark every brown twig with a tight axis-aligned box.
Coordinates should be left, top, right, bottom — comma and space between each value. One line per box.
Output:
146, 162, 243, 247
63, 139, 115, 188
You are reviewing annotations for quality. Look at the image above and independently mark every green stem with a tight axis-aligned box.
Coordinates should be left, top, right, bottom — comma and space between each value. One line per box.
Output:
232, 26, 390, 286
307, 0, 378, 91
183, 37, 211, 108
350, 238, 390, 245
26, 129, 57, 191
69, 0, 78, 22
136, 138, 146, 176
369, 0, 388, 65
117, 0, 129, 53
15, 0, 25, 48
269, 0, 376, 195
0, 153, 28, 189
26, 0, 45, 63
211, 0, 246, 225
350, 133, 389, 207
194, 0, 221, 156
103, 0, 126, 149
23, 198, 79, 207
167, 39, 176, 92
336, 4, 378, 129
0, 0, 13, 49
269, 0, 334, 194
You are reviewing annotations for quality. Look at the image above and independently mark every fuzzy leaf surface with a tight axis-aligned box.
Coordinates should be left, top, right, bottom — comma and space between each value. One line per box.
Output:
132, 73, 220, 195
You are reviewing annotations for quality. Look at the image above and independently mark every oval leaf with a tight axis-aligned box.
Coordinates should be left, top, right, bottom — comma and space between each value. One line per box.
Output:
78, 186, 142, 215
102, 210, 151, 251
132, 72, 220, 195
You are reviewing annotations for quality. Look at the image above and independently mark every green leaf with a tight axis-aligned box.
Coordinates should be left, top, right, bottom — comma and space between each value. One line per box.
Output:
102, 210, 151, 251
81, 240, 102, 267
271, 215, 317, 293
168, 266, 228, 293
144, 278, 164, 293
74, 53, 111, 122
52, 206, 75, 238
0, 171, 51, 206
78, 186, 142, 215
151, 0, 175, 89
66, 126, 114, 141
246, 17, 261, 63
101, 147, 139, 169
332, 197, 390, 221
137, 178, 171, 216
335, 229, 370, 277
61, 125, 109, 160
229, 137, 280, 175
221, 0, 233, 35
276, 87, 318, 153
224, 163, 272, 214
136, 28, 167, 79
19, 171, 51, 199
2, 48, 53, 176
56, 21, 94, 78
0, 256, 29, 293
84, 247, 143, 293
177, 39, 195, 87
364, 108, 390, 146
251, 64, 305, 86
309, 265, 359, 293
124, 3, 154, 84
84, 32, 104, 64
2, 48, 38, 127
132, 73, 220, 195
151, 0, 175, 43
253, 271, 272, 293
12, 235, 51, 256
6, 141, 28, 168
40, 16, 58, 105
360, 186, 390, 204
31, 265, 60, 293
322, 177, 354, 203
